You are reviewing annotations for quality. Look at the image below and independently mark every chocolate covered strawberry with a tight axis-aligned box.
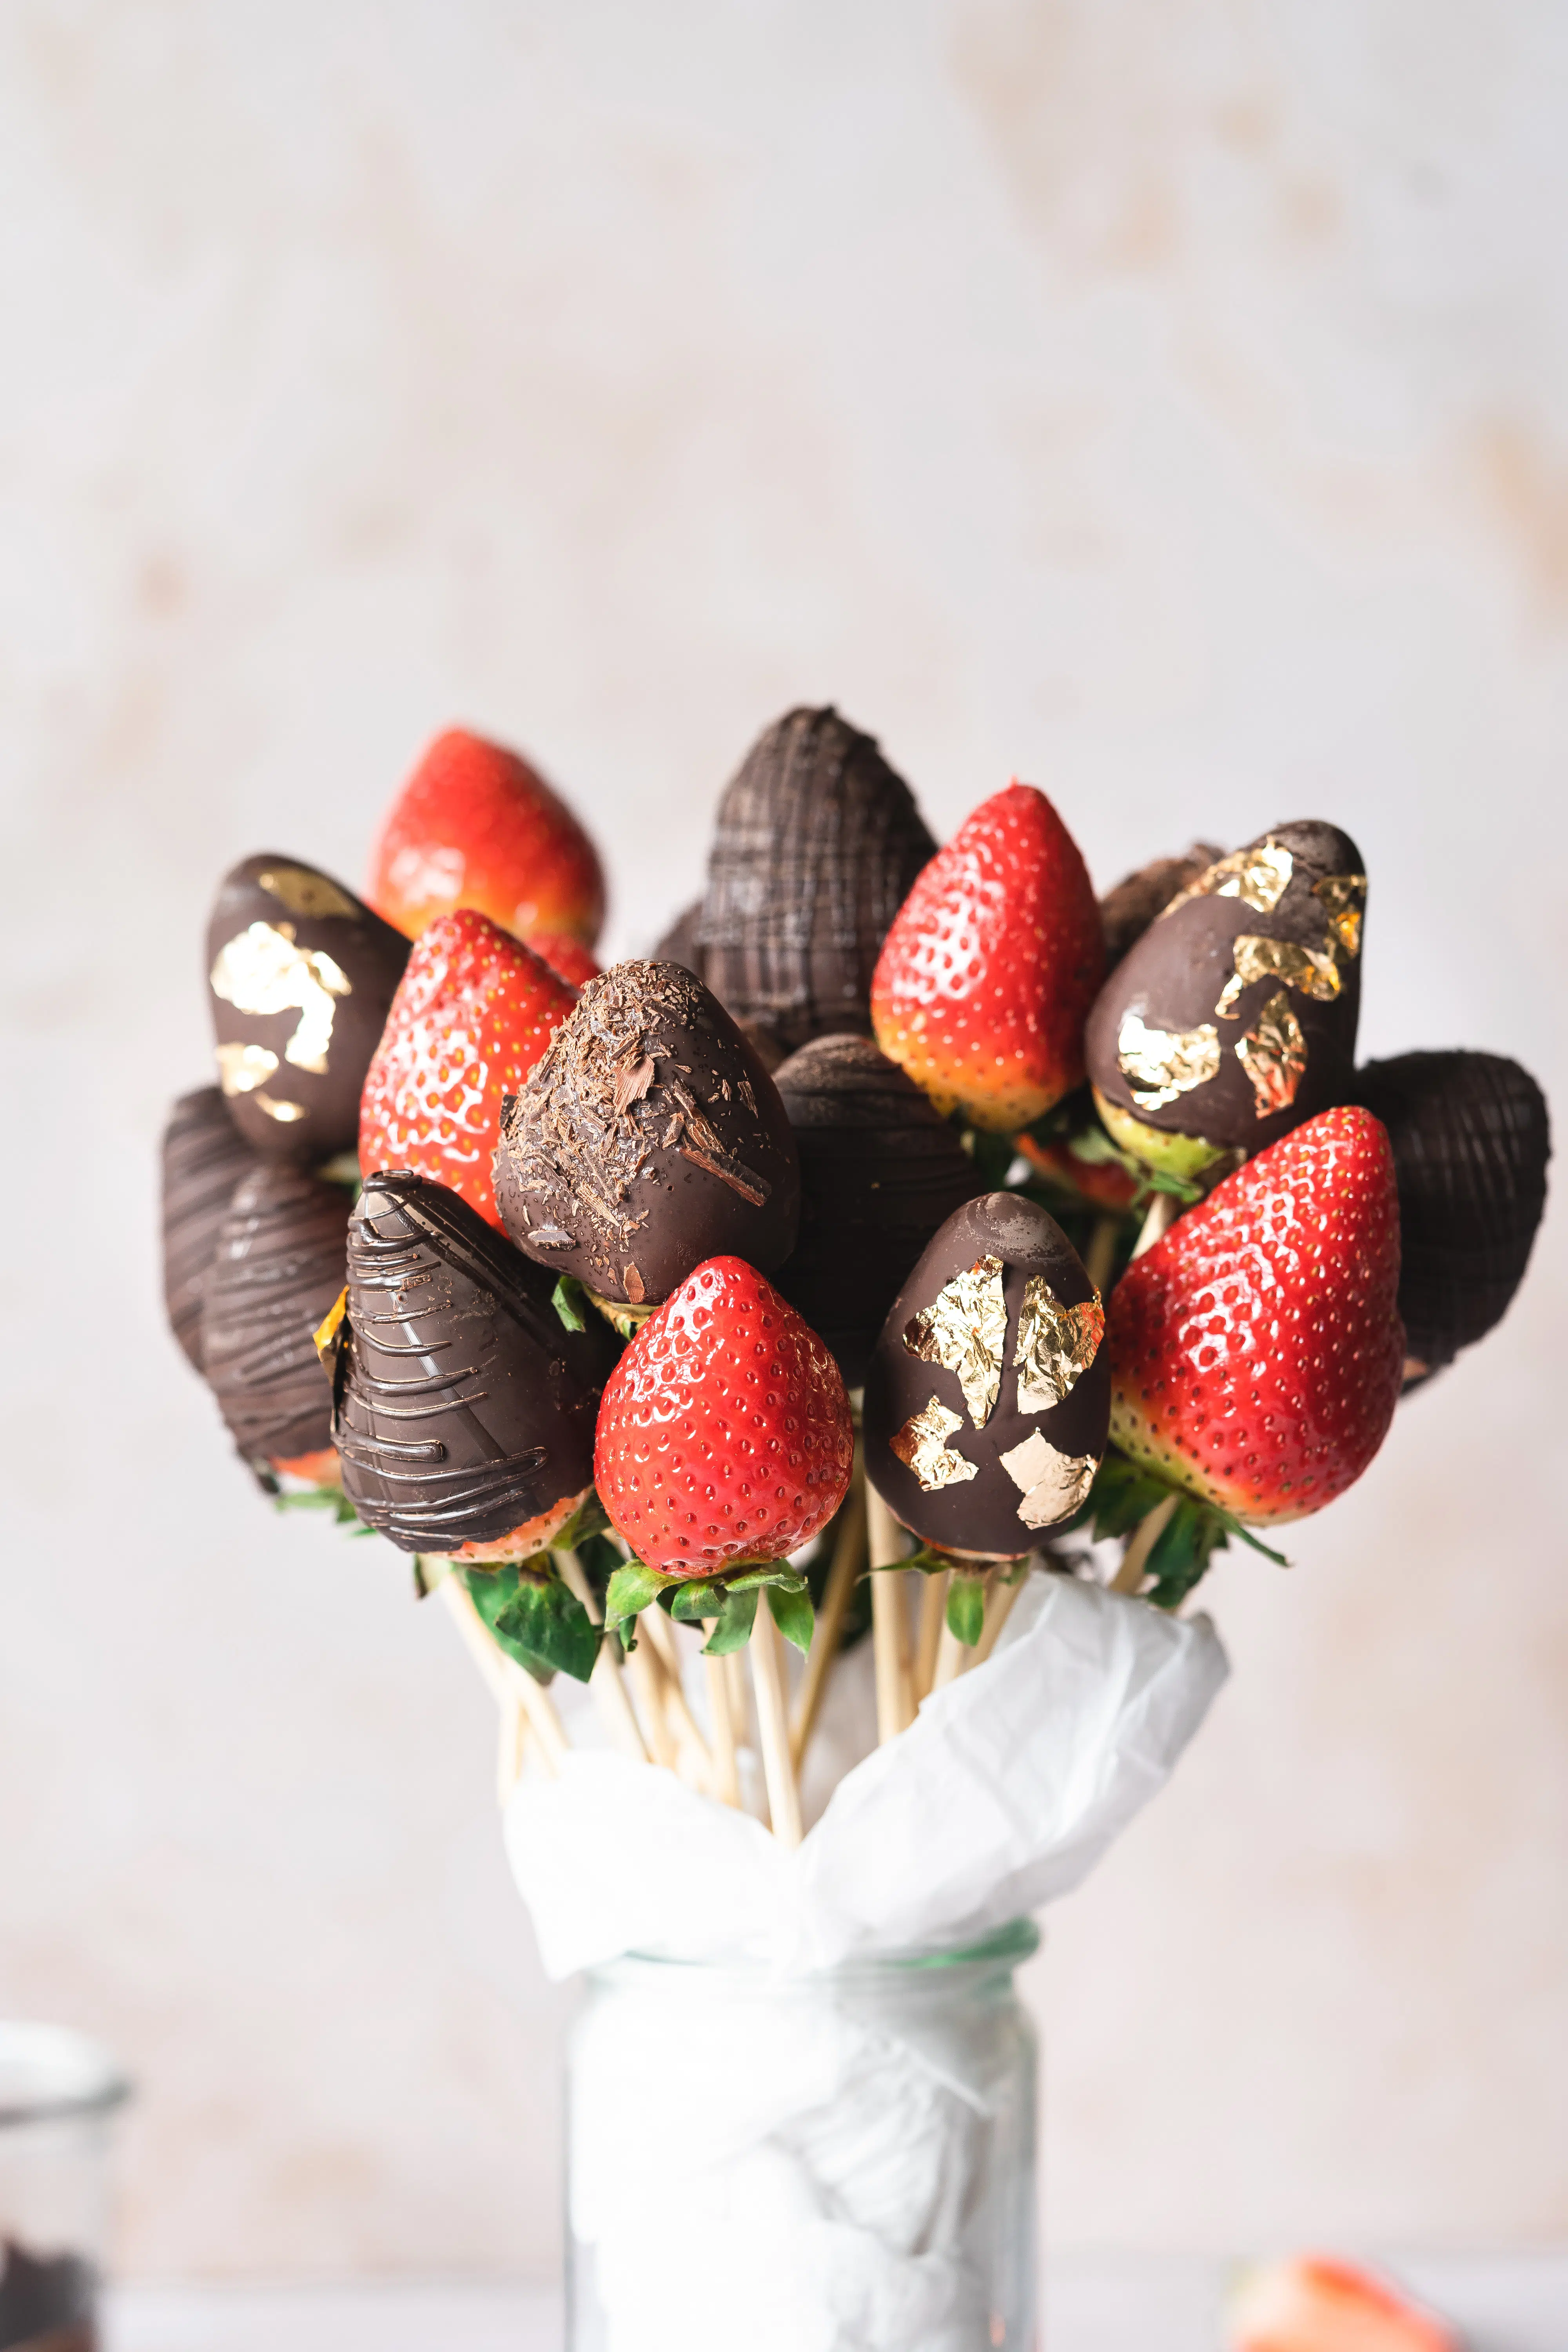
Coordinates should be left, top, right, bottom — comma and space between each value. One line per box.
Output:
871, 782, 1103, 1132
594, 1256, 854, 1576
1109, 1106, 1403, 1524
1228, 2255, 1455, 2352
368, 727, 606, 950
358, 909, 577, 1228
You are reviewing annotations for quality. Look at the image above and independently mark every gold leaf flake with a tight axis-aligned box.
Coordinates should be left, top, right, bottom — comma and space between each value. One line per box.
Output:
1313, 872, 1368, 959
1116, 1010, 1221, 1111
256, 866, 359, 921
1236, 990, 1307, 1118
903, 1254, 1008, 1428
891, 1396, 979, 1494
1161, 836, 1294, 919
1013, 1278, 1104, 1412
211, 921, 353, 1074
254, 1092, 309, 1123
216, 1040, 279, 1096
1214, 935, 1342, 1019
313, 1286, 348, 1365
998, 1430, 1099, 1528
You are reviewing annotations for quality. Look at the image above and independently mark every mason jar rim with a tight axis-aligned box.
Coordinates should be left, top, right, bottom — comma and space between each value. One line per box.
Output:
601, 1915, 1041, 1983
0, 2022, 132, 2129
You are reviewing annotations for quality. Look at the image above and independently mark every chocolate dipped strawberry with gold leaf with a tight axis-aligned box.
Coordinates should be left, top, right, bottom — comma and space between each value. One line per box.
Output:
1085, 821, 1366, 1181
863, 1193, 1109, 1558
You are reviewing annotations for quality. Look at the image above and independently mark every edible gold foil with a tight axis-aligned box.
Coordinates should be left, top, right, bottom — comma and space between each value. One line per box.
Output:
257, 866, 359, 922
1312, 872, 1367, 959
216, 1040, 279, 1096
1013, 1277, 1105, 1412
1214, 935, 1342, 1019
1116, 1010, 1221, 1111
1161, 836, 1293, 919
891, 1396, 979, 1494
313, 1286, 348, 1365
211, 921, 353, 1073
1236, 990, 1307, 1117
997, 1430, 1099, 1528
255, 1092, 308, 1123
903, 1253, 1008, 1428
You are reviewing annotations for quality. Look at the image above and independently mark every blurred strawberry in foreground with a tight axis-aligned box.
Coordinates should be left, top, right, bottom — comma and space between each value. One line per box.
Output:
359, 909, 577, 1229
368, 727, 606, 950
528, 930, 601, 989
594, 1256, 854, 1576
1109, 1105, 1403, 1524
1229, 2255, 1457, 2352
871, 782, 1103, 1132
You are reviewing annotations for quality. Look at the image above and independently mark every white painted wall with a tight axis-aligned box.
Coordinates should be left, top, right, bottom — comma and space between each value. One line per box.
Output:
0, 0, 1563, 2273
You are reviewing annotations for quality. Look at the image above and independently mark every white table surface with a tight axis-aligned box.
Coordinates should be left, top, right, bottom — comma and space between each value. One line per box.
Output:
104, 2252, 1568, 2350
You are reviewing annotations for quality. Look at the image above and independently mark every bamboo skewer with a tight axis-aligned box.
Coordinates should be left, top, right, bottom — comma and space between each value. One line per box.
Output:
972, 1563, 1029, 1665
497, 1695, 528, 1805
1131, 1190, 1177, 1261
1109, 1494, 1180, 1595
748, 1601, 803, 1848
914, 1569, 949, 1704
1083, 1212, 1121, 1295
866, 1483, 915, 1744
625, 1639, 679, 1771
704, 1648, 741, 1806
556, 1549, 650, 1764
640, 1606, 715, 1789
789, 1466, 867, 1768
439, 1574, 569, 1777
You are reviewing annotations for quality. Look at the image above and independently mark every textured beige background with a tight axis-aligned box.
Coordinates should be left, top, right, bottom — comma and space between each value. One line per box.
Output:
1, 0, 1564, 2278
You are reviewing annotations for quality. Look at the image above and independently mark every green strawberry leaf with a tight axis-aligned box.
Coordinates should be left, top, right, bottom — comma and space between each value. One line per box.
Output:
701, 1588, 758, 1655
604, 1559, 668, 1639
902, 1543, 959, 1576
945, 1569, 986, 1647
463, 1564, 554, 1681
551, 1275, 588, 1334
1206, 1507, 1289, 1569
723, 1563, 809, 1595
494, 1565, 601, 1684
670, 1576, 729, 1623
767, 1581, 815, 1654
548, 1488, 611, 1553
412, 1553, 454, 1598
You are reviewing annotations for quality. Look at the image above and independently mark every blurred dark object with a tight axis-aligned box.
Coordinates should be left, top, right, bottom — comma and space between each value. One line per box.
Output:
1355, 1050, 1550, 1383
160, 1087, 259, 1372
1098, 843, 1223, 970
0, 2238, 95, 2351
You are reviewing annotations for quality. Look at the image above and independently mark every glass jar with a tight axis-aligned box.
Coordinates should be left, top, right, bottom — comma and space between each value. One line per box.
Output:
565, 1920, 1039, 2352
0, 2023, 131, 2352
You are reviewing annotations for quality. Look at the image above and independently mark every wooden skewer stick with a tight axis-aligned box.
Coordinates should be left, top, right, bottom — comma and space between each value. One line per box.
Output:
789, 1467, 867, 1768
497, 1696, 528, 1806
704, 1647, 741, 1806
555, 1550, 650, 1765
1083, 1212, 1121, 1296
640, 1606, 715, 1788
625, 1639, 679, 1771
913, 1569, 949, 1704
866, 1483, 915, 1744
1109, 1494, 1180, 1595
439, 1575, 569, 1777
749, 1598, 803, 1847
972, 1561, 1031, 1665
1131, 1190, 1177, 1261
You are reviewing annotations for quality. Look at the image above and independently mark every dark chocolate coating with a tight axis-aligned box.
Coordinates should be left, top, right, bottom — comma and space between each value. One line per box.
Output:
652, 898, 706, 982
864, 1192, 1110, 1556
1085, 820, 1364, 1154
205, 853, 410, 1160
1354, 1050, 1550, 1376
695, 706, 936, 1054
494, 960, 800, 1305
201, 1164, 351, 1466
161, 1085, 260, 1370
331, 1171, 619, 1553
1099, 844, 1222, 971
772, 1034, 984, 1389
0, 2238, 96, 2349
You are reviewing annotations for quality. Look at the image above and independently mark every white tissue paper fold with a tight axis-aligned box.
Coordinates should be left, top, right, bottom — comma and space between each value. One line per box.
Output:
505, 1573, 1228, 2352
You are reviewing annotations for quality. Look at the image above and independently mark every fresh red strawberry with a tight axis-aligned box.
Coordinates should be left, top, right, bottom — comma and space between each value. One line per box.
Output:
594, 1256, 854, 1574
358, 909, 577, 1229
1229, 2255, 1456, 2352
871, 782, 1103, 1131
1014, 1131, 1141, 1210
1109, 1106, 1403, 1524
528, 930, 601, 989
367, 728, 606, 950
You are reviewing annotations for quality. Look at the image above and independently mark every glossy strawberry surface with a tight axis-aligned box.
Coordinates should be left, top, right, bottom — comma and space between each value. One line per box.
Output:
358, 909, 577, 1229
594, 1256, 854, 1574
528, 931, 601, 989
1109, 1107, 1404, 1524
871, 782, 1103, 1131
367, 728, 606, 949
1229, 2254, 1456, 2352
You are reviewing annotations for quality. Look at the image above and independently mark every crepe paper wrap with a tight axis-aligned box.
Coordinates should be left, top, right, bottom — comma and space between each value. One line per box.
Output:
506, 1572, 1228, 1976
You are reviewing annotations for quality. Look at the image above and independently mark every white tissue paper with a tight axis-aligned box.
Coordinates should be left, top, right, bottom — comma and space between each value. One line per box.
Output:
505, 1573, 1228, 2352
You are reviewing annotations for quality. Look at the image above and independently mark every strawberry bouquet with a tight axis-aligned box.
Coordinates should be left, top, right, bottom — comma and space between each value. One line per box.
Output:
163, 710, 1548, 2352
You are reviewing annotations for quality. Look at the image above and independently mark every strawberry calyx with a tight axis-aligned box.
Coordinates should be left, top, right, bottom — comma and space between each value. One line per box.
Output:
1072, 1449, 1288, 1610
605, 1552, 815, 1657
